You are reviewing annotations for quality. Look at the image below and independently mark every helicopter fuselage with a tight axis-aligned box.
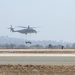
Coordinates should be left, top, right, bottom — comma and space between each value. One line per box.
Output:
13, 28, 37, 35
9, 25, 37, 35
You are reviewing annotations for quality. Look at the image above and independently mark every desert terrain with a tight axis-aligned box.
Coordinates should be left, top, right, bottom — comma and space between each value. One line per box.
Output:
0, 65, 75, 75
0, 49, 75, 75
0, 49, 75, 54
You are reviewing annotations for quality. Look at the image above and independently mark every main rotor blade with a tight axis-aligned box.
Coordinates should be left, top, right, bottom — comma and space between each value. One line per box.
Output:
17, 26, 27, 28
30, 26, 40, 28
17, 26, 40, 28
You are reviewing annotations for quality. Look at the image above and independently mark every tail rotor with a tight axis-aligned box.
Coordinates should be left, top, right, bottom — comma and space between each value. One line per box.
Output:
8, 25, 14, 32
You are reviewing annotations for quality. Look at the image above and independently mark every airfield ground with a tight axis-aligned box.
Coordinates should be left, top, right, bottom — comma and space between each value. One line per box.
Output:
0, 49, 75, 75
0, 65, 75, 75
0, 49, 75, 54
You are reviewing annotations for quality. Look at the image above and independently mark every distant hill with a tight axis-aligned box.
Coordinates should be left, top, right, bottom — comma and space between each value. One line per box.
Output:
0, 36, 25, 45
0, 36, 72, 47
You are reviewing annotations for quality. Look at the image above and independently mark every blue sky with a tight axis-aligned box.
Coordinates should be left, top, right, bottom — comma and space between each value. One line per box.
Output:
0, 0, 75, 42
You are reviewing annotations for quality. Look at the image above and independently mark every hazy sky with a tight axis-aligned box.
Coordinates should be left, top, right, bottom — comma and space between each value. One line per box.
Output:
0, 0, 75, 42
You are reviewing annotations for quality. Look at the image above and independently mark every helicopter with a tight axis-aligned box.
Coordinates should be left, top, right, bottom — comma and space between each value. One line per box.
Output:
8, 25, 37, 35
8, 25, 37, 44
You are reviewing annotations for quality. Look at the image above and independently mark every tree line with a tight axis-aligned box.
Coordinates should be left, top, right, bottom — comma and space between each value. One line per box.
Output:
0, 43, 75, 49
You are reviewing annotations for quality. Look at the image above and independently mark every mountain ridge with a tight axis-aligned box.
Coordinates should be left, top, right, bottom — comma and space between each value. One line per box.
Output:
0, 36, 72, 47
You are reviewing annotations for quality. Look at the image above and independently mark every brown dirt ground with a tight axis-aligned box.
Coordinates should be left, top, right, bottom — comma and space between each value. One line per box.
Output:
0, 51, 75, 54
0, 49, 75, 54
0, 65, 75, 75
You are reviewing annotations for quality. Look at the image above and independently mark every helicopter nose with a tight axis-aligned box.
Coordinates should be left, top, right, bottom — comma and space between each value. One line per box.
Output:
35, 31, 37, 34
